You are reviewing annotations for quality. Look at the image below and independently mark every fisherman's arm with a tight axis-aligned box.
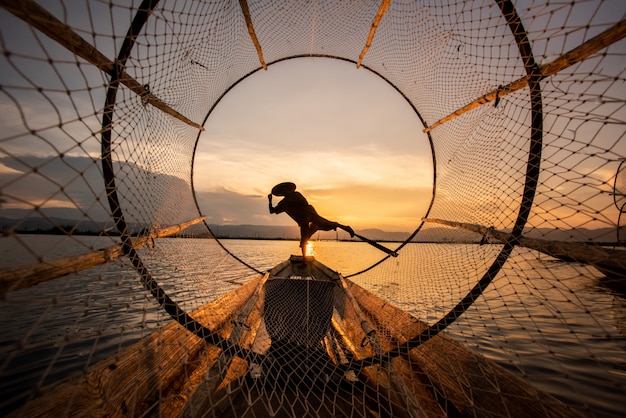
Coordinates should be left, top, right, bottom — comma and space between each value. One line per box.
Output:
268, 194, 284, 214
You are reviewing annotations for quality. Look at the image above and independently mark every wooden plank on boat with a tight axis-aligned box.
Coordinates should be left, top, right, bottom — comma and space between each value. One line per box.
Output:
389, 355, 449, 417
355, 362, 431, 418
331, 272, 444, 417
9, 256, 586, 417
344, 278, 584, 418
8, 272, 265, 418
182, 271, 272, 415
336, 272, 382, 354
330, 306, 373, 360
229, 272, 270, 346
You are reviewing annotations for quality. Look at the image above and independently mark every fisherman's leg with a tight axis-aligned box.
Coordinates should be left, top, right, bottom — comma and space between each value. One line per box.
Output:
299, 225, 308, 249
299, 224, 318, 258
299, 226, 307, 258
300, 223, 318, 244
311, 215, 338, 231
313, 215, 354, 237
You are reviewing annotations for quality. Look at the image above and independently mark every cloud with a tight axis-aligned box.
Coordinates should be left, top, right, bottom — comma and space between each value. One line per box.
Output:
195, 187, 271, 225
0, 154, 108, 220
0, 90, 103, 158
0, 154, 199, 225
193, 182, 431, 232
195, 138, 432, 191
304, 184, 432, 231
193, 57, 434, 231
0, 56, 434, 232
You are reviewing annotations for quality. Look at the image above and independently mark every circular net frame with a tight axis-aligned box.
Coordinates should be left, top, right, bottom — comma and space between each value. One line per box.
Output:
0, 1, 625, 417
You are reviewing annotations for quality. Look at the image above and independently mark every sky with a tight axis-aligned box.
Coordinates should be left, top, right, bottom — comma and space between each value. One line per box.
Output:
194, 58, 433, 232
0, 2, 433, 234
1, 0, 623, 235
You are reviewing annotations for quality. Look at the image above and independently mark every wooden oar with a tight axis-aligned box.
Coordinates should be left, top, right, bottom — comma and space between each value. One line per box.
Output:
354, 233, 398, 257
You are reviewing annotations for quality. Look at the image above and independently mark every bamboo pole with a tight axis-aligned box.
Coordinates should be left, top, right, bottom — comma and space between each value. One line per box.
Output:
422, 217, 626, 278
424, 18, 626, 133
356, 0, 392, 68
0, 0, 204, 131
0, 216, 206, 294
238, 0, 267, 70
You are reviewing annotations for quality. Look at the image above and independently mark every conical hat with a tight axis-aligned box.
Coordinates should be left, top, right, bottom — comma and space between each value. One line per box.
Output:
271, 182, 296, 196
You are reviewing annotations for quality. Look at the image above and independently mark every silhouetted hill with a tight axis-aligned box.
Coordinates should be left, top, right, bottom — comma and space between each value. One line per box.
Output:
0, 214, 132, 235
207, 225, 414, 241
0, 210, 618, 243
208, 224, 300, 240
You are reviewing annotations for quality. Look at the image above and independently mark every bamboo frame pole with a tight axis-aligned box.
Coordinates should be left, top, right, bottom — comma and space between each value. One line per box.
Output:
357, 0, 392, 68
422, 217, 626, 277
0, 216, 206, 294
238, 0, 267, 70
0, 0, 204, 131
424, 18, 626, 133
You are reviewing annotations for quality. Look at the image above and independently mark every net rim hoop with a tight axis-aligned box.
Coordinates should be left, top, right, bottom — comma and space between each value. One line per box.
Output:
100, 0, 245, 351
190, 54, 438, 272
101, 0, 543, 360
372, 0, 545, 357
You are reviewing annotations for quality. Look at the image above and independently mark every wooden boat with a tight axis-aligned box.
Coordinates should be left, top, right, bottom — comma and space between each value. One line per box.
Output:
11, 256, 582, 417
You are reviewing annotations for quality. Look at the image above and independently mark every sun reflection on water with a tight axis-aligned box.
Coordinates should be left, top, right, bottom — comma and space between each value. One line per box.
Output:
305, 240, 315, 257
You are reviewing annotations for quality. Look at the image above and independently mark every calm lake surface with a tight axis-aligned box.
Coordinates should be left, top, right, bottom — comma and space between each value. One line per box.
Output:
0, 236, 624, 417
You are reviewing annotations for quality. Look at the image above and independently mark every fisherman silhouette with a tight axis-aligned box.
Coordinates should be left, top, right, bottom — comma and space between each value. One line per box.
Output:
268, 182, 354, 258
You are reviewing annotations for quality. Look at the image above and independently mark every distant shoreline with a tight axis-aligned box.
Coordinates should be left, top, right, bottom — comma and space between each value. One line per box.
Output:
0, 228, 408, 243
1, 215, 622, 246
2, 229, 623, 247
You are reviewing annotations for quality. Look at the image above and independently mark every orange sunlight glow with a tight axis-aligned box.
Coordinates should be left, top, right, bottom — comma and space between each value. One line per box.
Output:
304, 185, 432, 232
196, 58, 434, 232
304, 240, 315, 257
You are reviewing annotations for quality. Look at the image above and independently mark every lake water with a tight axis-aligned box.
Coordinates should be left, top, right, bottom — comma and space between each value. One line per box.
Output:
0, 236, 624, 417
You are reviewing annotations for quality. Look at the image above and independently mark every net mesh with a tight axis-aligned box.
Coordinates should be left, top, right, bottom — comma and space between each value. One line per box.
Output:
1, 0, 625, 417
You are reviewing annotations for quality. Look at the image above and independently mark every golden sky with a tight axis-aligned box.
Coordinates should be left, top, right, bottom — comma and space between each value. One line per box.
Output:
0, 1, 623, 236
194, 58, 433, 232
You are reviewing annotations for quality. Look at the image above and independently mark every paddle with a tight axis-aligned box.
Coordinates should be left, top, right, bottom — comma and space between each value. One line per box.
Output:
353, 233, 398, 257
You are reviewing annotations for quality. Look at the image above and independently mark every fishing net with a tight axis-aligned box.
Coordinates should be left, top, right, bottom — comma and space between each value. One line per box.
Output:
1, 0, 625, 417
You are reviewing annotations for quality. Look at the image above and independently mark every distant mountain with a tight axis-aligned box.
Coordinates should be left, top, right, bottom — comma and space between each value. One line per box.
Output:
206, 225, 414, 242
415, 226, 618, 244
0, 215, 132, 235
212, 225, 617, 243
208, 224, 300, 240
0, 211, 619, 243
0, 214, 409, 241
352, 228, 412, 242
